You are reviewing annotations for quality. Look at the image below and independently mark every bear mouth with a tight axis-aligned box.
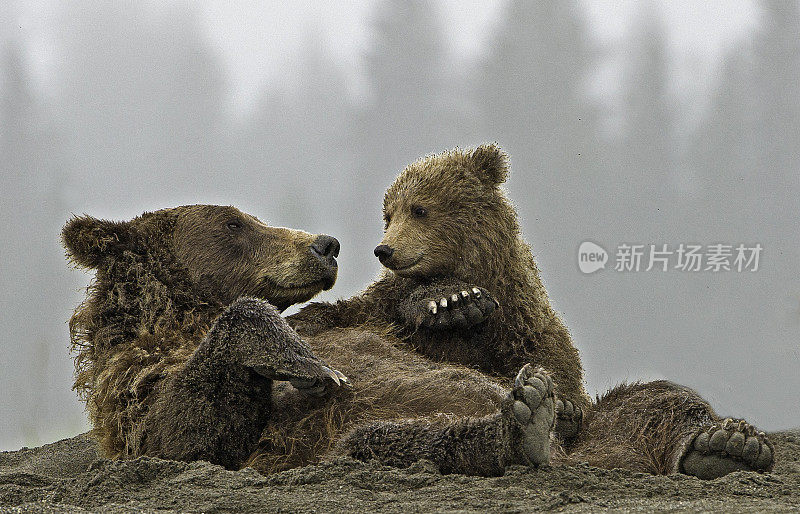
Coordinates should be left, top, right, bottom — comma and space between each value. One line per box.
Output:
261, 273, 336, 295
272, 278, 332, 291
385, 254, 423, 272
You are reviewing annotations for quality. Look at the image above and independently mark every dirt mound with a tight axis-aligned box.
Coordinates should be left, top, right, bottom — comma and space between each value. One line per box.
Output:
2, 431, 798, 513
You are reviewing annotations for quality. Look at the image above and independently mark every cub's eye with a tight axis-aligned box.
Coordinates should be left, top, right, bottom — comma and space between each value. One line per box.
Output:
383, 215, 391, 228
226, 220, 243, 231
411, 206, 427, 218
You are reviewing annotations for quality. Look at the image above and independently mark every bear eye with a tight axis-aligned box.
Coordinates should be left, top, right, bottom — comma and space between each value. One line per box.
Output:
226, 220, 243, 231
411, 206, 427, 218
383, 214, 391, 229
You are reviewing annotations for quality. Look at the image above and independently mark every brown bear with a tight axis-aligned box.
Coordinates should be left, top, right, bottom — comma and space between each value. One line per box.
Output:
288, 144, 774, 479
289, 144, 589, 443
63, 204, 555, 476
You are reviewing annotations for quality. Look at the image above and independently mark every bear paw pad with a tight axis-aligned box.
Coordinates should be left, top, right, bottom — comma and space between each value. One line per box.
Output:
554, 398, 583, 442
504, 364, 555, 466
681, 418, 774, 479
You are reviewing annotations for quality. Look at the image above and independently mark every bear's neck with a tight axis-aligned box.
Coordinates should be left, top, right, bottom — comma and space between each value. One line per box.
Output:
71, 253, 224, 360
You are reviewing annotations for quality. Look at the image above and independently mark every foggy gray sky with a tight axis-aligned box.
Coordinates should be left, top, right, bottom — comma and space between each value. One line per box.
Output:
1, 0, 798, 453
15, 1, 756, 109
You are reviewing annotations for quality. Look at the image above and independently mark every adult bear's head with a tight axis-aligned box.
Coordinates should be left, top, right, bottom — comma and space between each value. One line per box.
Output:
62, 204, 339, 311
375, 144, 519, 281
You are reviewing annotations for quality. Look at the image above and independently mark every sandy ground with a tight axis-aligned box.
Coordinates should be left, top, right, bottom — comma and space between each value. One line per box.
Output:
1, 430, 798, 513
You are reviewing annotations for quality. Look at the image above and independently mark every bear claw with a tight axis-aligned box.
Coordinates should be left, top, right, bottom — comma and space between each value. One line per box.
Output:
681, 418, 774, 479
427, 301, 437, 315
503, 364, 555, 466
421, 286, 498, 331
288, 365, 350, 397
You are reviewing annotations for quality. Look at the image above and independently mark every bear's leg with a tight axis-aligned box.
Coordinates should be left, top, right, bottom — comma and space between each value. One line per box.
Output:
562, 381, 705, 474
139, 297, 345, 469
335, 364, 555, 476
562, 381, 774, 478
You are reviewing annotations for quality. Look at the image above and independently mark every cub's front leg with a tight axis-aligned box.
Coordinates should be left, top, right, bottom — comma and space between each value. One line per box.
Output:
140, 297, 347, 469
399, 280, 499, 331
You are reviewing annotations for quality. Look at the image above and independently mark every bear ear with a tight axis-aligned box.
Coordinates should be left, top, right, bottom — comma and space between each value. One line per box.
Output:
468, 143, 509, 186
61, 215, 134, 268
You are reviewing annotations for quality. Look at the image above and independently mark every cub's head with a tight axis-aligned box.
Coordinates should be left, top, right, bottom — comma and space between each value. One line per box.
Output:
375, 144, 515, 279
62, 205, 338, 311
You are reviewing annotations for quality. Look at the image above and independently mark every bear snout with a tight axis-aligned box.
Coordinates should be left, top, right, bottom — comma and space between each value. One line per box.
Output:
310, 235, 339, 290
310, 235, 340, 263
374, 244, 394, 263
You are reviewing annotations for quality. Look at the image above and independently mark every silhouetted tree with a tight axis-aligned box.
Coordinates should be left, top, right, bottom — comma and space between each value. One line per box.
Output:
358, 0, 468, 164
676, 0, 800, 422
55, 2, 227, 207
236, 34, 353, 223
1, 38, 78, 447
335, 0, 477, 294
476, 0, 607, 244
690, 0, 800, 236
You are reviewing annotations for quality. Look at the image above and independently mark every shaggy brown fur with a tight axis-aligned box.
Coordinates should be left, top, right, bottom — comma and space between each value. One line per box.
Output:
64, 206, 340, 459
566, 381, 715, 474
288, 144, 775, 479
63, 204, 553, 476
565, 381, 775, 478
246, 328, 556, 475
289, 144, 589, 441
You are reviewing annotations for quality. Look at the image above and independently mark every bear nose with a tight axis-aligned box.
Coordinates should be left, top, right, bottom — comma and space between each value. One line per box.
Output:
374, 244, 394, 263
311, 235, 340, 261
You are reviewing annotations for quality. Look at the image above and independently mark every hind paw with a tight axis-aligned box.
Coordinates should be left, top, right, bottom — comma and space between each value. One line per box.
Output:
680, 418, 774, 479
503, 364, 555, 466
554, 398, 583, 442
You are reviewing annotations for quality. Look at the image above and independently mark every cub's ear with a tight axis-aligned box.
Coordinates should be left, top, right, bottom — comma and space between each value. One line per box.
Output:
61, 215, 134, 268
469, 143, 509, 186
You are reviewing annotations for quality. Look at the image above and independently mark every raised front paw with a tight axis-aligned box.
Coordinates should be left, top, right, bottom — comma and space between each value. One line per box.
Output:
554, 398, 583, 443
219, 297, 350, 397
680, 418, 774, 479
420, 287, 499, 330
502, 364, 556, 466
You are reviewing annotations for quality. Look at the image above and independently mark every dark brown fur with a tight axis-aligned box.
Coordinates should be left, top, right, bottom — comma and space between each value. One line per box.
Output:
64, 205, 337, 459
247, 326, 510, 473
64, 152, 774, 478
562, 380, 776, 478
289, 144, 589, 435
63, 204, 547, 476
288, 144, 775, 478
563, 381, 716, 474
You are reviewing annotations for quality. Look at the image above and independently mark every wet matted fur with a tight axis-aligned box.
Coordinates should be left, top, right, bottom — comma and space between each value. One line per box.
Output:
287, 144, 775, 478
289, 144, 589, 419
62, 204, 548, 476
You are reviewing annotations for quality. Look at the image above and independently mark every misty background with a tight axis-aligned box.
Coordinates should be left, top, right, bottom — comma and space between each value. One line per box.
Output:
1, 0, 798, 451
